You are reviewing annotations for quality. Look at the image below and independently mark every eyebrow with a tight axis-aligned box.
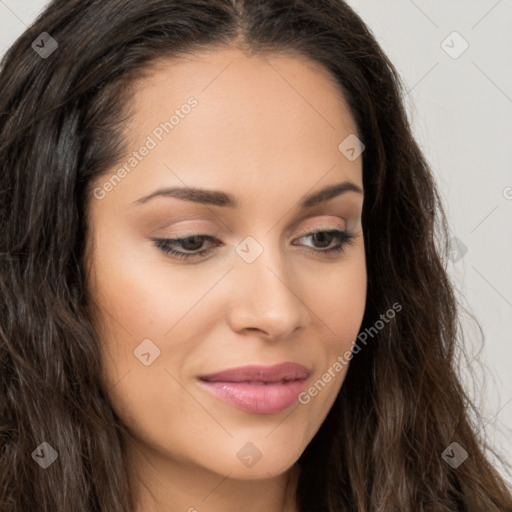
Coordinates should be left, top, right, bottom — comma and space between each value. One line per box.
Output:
133, 180, 363, 209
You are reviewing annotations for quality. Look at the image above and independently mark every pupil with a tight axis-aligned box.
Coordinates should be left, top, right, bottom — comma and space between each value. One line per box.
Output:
313, 232, 333, 248
182, 236, 204, 251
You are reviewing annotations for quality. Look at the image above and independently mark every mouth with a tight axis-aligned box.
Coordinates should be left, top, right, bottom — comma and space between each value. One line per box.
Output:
197, 362, 310, 414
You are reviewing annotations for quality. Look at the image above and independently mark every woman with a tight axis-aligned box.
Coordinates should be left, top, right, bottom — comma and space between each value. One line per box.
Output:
1, 1, 511, 511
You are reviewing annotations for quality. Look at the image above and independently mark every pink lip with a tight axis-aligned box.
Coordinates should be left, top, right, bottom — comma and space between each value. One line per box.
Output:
198, 363, 310, 414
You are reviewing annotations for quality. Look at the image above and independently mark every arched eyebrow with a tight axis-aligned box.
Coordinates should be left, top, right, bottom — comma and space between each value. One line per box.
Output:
133, 180, 363, 209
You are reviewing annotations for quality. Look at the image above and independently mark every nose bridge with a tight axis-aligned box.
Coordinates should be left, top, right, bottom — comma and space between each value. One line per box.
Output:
226, 233, 309, 338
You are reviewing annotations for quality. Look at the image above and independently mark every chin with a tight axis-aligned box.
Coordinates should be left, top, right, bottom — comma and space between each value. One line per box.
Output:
198, 437, 305, 481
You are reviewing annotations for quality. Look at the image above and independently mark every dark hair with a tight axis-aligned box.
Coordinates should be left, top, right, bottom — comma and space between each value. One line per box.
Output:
1, 1, 511, 511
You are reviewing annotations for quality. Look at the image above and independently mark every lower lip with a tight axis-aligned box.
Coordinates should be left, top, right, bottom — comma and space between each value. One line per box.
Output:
198, 379, 308, 414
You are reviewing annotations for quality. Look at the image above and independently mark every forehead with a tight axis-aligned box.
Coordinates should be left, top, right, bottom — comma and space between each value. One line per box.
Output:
102, 47, 362, 207
125, 46, 358, 145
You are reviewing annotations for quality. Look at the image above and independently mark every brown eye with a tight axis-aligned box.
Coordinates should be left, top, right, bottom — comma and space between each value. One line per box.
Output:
152, 235, 218, 260
293, 229, 356, 255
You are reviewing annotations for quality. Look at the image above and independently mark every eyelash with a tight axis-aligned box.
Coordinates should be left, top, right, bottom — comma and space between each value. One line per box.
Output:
151, 228, 357, 261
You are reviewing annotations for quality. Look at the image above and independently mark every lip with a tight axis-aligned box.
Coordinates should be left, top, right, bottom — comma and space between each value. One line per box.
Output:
198, 363, 311, 414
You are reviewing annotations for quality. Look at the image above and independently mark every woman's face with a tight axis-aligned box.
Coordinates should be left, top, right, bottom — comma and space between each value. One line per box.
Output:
85, 47, 366, 483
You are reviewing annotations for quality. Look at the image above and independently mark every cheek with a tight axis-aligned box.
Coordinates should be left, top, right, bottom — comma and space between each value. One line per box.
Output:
308, 251, 366, 388
86, 250, 201, 454
87, 231, 215, 345
333, 264, 367, 345
85, 235, 230, 433
309, 246, 367, 352
291, 247, 367, 422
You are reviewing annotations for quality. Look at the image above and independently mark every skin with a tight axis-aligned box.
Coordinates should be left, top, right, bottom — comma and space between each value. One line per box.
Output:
85, 47, 367, 512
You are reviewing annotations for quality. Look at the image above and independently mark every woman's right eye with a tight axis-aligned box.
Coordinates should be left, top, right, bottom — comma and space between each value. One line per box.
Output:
152, 235, 218, 260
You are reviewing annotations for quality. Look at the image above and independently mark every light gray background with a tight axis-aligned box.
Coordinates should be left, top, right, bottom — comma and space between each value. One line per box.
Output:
1, 0, 511, 482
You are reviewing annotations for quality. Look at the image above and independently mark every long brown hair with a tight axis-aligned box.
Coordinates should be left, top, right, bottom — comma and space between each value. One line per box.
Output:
1, 1, 511, 511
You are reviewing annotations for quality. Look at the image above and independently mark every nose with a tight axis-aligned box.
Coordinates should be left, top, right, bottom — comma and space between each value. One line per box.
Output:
226, 244, 311, 341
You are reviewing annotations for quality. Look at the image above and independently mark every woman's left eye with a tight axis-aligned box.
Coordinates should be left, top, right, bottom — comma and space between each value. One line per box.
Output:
152, 229, 356, 261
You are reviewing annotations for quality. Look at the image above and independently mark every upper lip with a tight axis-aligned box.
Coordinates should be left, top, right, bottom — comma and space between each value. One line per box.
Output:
198, 362, 310, 383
